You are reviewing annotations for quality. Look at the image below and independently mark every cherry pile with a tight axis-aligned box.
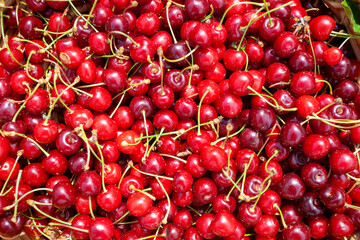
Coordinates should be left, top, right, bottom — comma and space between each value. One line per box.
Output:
1, 0, 360, 239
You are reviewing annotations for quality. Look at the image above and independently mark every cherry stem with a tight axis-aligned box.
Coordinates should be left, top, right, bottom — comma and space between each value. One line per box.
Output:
85, 0, 98, 28
77, 126, 92, 172
4, 188, 53, 211
166, 1, 177, 44
217, 1, 264, 27
262, 0, 272, 27
187, 206, 202, 216
306, 27, 318, 75
330, 31, 360, 39
2, 131, 49, 157
49, 222, 89, 233
11, 170, 22, 222
94, 139, 107, 192
0, 152, 22, 196
146, 127, 165, 158
27, 199, 72, 226
142, 110, 150, 160
163, 45, 199, 63
129, 186, 156, 201
46, 77, 80, 124
222, 169, 242, 192
275, 205, 288, 229
237, 7, 264, 51
156, 177, 171, 224
316, 79, 333, 95
213, 123, 246, 144
197, 89, 210, 134
108, 31, 139, 47
201, 4, 214, 23
136, 234, 165, 240
114, 211, 130, 224
89, 196, 95, 219
117, 164, 130, 189
159, 154, 187, 163
221, 123, 234, 148
128, 160, 173, 181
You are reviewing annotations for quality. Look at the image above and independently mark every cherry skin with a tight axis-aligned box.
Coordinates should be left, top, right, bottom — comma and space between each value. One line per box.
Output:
276, 173, 305, 200
0, 213, 26, 238
89, 217, 114, 240
254, 215, 279, 238
309, 15, 336, 41
210, 210, 237, 237
319, 184, 346, 209
75, 171, 101, 197
302, 134, 330, 160
34, 119, 58, 144
329, 149, 358, 174
193, 177, 218, 205
199, 145, 227, 172
196, 213, 216, 239
52, 181, 77, 209
23, 162, 49, 187
127, 192, 153, 217
300, 163, 328, 189
96, 185, 122, 211
328, 213, 354, 239
282, 222, 311, 240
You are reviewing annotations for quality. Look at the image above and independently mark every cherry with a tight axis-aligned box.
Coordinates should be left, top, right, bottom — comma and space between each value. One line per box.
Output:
18, 16, 43, 40
300, 163, 327, 189
298, 192, 325, 218
273, 32, 299, 58
0, 213, 26, 238
184, 0, 209, 20
127, 192, 153, 217
96, 185, 122, 211
161, 5, 185, 31
89, 217, 114, 240
92, 114, 117, 141
265, 62, 290, 88
254, 215, 279, 238
139, 206, 164, 230
200, 145, 227, 172
193, 177, 217, 204
329, 149, 358, 174
328, 213, 354, 239
71, 215, 91, 240
290, 71, 316, 95
89, 32, 111, 55
52, 181, 77, 209
34, 119, 58, 144
130, 36, 156, 63
193, 46, 218, 71
309, 15, 336, 41
302, 134, 330, 160
276, 173, 305, 200
55, 128, 81, 155
75, 171, 101, 196
171, 170, 193, 193
282, 222, 311, 240
196, 213, 215, 239
319, 184, 346, 209
210, 210, 237, 237
89, 87, 112, 112
75, 195, 96, 215
23, 162, 48, 187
